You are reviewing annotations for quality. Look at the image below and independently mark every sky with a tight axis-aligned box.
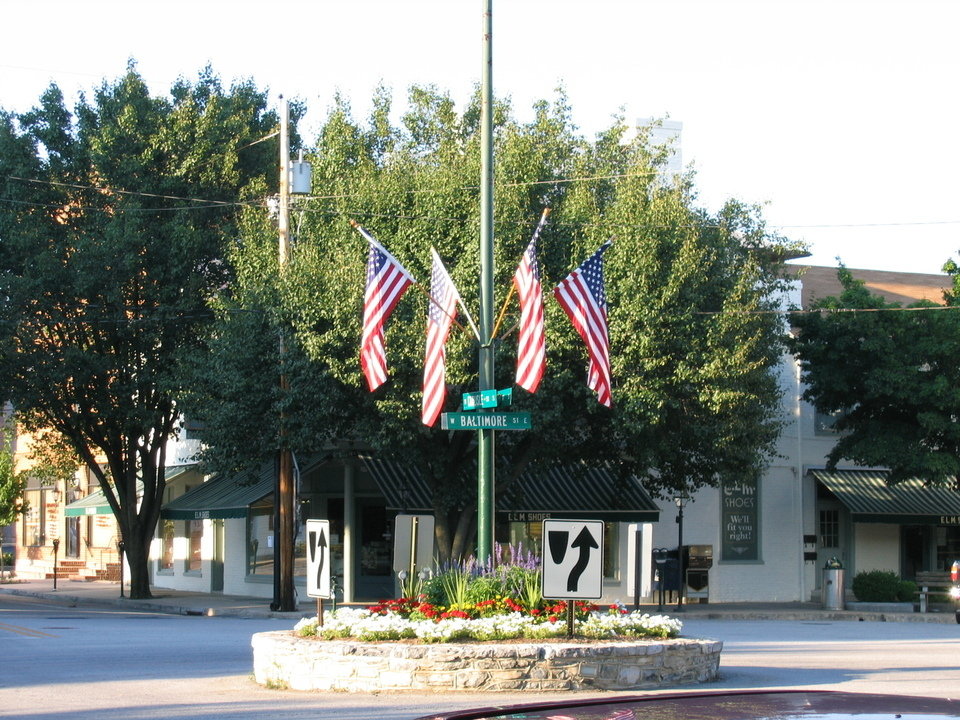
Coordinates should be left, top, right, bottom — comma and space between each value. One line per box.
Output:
3, 0, 959, 275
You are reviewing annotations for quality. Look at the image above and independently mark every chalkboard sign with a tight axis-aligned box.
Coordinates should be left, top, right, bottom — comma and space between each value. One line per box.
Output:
720, 477, 759, 561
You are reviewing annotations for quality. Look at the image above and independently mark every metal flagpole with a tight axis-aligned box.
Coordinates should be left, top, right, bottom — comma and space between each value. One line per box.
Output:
477, 0, 495, 563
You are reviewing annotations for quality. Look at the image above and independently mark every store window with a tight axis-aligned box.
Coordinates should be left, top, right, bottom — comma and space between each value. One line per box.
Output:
814, 408, 849, 436
22, 489, 46, 546
819, 508, 840, 548
507, 520, 619, 579
247, 494, 274, 577
158, 519, 175, 572
187, 519, 203, 573
935, 526, 960, 570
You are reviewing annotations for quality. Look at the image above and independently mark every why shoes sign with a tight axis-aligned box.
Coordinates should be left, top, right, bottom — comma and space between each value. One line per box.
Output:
541, 519, 604, 600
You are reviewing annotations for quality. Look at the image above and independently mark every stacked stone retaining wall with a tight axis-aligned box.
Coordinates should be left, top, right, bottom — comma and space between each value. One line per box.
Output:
252, 631, 722, 692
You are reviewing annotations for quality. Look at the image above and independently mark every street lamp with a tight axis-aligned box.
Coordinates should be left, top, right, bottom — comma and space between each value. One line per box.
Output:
674, 495, 687, 612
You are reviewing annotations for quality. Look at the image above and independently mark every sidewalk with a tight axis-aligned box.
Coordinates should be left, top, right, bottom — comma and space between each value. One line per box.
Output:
1, 576, 957, 623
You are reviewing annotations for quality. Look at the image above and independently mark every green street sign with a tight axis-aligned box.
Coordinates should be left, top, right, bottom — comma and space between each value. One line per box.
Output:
462, 388, 513, 410
441, 411, 531, 431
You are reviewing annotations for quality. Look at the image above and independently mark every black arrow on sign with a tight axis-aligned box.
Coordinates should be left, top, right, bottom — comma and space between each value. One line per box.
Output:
309, 528, 327, 592
566, 526, 599, 592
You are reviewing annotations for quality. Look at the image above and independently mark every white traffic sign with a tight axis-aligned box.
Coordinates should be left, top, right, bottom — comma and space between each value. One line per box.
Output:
541, 519, 604, 600
305, 519, 332, 599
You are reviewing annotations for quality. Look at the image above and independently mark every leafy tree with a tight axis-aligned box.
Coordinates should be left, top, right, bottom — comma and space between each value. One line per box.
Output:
0, 427, 27, 530
0, 64, 280, 597
200, 85, 799, 563
789, 265, 960, 486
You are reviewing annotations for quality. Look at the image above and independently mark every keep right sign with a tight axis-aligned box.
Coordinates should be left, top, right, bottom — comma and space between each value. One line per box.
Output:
541, 519, 604, 600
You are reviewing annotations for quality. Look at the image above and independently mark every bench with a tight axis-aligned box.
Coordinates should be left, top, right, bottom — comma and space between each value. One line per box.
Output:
915, 571, 955, 612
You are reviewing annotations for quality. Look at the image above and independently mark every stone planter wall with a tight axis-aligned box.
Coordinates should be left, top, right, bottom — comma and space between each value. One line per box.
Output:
252, 631, 722, 692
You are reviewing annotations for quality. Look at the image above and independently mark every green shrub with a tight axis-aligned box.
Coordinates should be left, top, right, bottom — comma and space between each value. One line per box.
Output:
851, 570, 902, 602
897, 580, 916, 602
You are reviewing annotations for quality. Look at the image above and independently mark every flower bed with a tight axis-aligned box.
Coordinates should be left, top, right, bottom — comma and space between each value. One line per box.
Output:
294, 604, 682, 643
252, 547, 722, 692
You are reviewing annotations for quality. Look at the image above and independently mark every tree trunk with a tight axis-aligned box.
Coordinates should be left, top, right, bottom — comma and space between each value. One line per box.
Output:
120, 523, 153, 599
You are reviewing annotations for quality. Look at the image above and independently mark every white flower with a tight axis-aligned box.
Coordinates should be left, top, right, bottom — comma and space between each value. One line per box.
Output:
294, 607, 681, 643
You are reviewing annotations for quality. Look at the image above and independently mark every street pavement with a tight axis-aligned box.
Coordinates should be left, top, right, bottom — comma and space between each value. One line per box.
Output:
1, 575, 957, 623
3, 577, 960, 719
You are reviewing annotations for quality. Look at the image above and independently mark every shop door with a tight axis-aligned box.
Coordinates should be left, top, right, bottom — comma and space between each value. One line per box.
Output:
211, 519, 224, 593
816, 500, 846, 587
355, 499, 392, 601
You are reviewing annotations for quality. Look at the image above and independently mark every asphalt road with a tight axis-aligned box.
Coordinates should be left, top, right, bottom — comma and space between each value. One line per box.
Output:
2, 593, 958, 720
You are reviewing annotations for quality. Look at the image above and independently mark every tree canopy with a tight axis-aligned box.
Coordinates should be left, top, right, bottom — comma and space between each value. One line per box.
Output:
191, 85, 802, 561
0, 65, 280, 596
789, 265, 960, 486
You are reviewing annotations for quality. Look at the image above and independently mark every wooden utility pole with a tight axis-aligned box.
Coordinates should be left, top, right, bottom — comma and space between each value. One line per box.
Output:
274, 96, 296, 612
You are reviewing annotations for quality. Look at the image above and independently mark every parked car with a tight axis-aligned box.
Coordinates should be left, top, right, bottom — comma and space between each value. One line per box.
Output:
414, 690, 960, 720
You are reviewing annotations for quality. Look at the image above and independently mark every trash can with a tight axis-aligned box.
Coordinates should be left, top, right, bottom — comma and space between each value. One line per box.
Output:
822, 567, 845, 610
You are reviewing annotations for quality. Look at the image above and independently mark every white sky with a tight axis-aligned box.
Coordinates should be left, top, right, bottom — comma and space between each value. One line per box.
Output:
3, 0, 959, 274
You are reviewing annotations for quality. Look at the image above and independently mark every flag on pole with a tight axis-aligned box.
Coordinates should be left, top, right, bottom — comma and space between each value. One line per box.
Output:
358, 226, 415, 392
512, 213, 549, 393
422, 248, 461, 426
553, 241, 613, 407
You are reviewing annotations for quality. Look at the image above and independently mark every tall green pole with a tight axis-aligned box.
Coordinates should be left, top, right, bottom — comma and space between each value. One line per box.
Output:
477, 0, 495, 562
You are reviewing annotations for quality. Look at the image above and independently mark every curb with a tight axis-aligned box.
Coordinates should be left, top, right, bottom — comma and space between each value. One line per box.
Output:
0, 584, 310, 620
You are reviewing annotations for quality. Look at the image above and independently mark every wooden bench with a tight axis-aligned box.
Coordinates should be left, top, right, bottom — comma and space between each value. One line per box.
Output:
915, 571, 955, 612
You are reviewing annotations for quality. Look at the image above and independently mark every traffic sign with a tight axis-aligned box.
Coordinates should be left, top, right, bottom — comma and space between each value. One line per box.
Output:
541, 519, 604, 600
441, 411, 531, 431
305, 519, 332, 599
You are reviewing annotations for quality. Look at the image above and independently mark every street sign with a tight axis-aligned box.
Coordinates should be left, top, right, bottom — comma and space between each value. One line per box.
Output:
305, 519, 332, 599
541, 519, 604, 600
462, 388, 513, 410
441, 411, 531, 431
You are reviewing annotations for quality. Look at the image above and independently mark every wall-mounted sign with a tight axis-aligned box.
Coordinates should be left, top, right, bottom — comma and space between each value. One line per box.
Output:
720, 477, 760, 562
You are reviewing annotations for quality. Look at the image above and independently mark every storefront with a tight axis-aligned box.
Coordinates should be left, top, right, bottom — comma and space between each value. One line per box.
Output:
809, 469, 960, 579
154, 455, 661, 604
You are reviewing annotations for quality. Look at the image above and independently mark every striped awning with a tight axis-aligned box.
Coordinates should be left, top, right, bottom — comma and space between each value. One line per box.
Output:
64, 466, 194, 517
361, 458, 660, 522
810, 469, 960, 524
160, 464, 272, 520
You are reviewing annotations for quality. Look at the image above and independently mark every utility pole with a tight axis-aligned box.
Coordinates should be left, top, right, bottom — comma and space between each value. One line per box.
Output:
273, 96, 296, 612
476, 0, 495, 563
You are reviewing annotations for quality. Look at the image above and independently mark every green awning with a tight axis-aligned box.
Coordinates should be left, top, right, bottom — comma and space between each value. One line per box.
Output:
160, 464, 273, 520
65, 466, 194, 517
64, 488, 122, 517
361, 458, 661, 523
811, 469, 960, 525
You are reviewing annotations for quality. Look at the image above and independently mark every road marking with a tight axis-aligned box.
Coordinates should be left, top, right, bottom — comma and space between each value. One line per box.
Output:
0, 621, 58, 638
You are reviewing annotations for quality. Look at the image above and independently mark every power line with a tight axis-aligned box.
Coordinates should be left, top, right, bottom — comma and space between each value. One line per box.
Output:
4, 174, 242, 207
7, 170, 960, 232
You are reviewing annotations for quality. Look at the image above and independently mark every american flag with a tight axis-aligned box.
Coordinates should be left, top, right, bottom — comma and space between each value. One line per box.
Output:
422, 247, 461, 426
359, 226, 415, 392
553, 241, 613, 407
512, 213, 549, 393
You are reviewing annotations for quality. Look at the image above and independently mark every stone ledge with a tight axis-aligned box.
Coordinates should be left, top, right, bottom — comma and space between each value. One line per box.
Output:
252, 631, 722, 692
845, 601, 914, 613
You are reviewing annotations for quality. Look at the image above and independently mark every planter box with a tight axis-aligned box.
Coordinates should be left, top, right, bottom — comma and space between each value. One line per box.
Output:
252, 631, 722, 692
